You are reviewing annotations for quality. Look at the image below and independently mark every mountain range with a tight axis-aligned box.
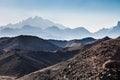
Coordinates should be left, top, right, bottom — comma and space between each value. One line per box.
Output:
18, 37, 120, 80
0, 35, 60, 52
0, 35, 119, 80
0, 35, 96, 78
0, 16, 120, 80
0, 16, 65, 29
0, 35, 96, 53
0, 16, 119, 40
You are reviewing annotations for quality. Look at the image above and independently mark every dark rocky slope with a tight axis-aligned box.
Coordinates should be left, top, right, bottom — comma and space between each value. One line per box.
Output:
19, 37, 120, 80
0, 35, 60, 52
0, 36, 112, 80
48, 39, 67, 48
0, 50, 61, 77
0, 47, 80, 78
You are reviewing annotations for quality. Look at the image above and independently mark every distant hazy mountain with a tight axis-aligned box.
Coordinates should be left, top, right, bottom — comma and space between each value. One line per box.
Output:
63, 27, 92, 40
0, 35, 60, 52
0, 16, 65, 29
0, 24, 92, 40
0, 16, 120, 40
94, 21, 120, 38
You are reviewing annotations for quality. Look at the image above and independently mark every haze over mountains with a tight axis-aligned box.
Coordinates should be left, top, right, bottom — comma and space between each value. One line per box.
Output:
0, 16, 120, 40
0, 0, 120, 79
0, 16, 65, 29
0, 16, 119, 80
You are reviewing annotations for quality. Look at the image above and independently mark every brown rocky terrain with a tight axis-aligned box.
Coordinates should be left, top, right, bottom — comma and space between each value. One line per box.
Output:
18, 37, 120, 80
0, 49, 78, 78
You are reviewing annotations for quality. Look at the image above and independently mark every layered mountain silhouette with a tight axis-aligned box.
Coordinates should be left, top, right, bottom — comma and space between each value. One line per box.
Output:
94, 21, 120, 38
18, 37, 120, 80
0, 16, 119, 40
0, 17, 120, 80
0, 16, 65, 29
0, 35, 97, 52
0, 35, 97, 78
0, 36, 96, 78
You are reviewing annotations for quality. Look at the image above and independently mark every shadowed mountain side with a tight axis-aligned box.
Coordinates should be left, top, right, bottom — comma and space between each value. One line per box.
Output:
0, 35, 60, 52
0, 35, 97, 52
0, 48, 79, 78
48, 39, 67, 48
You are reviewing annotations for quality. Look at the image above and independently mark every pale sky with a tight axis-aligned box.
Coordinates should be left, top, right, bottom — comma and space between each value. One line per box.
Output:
0, 0, 120, 32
